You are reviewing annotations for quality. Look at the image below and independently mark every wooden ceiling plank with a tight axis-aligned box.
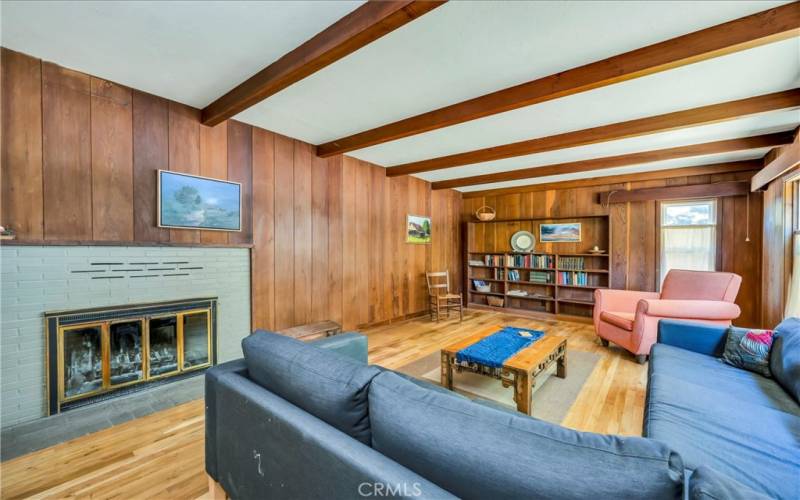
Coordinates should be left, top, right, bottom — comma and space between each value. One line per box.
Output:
432, 131, 794, 190
460, 160, 761, 198
751, 128, 800, 190
317, 3, 800, 157
390, 89, 800, 176
201, 1, 446, 126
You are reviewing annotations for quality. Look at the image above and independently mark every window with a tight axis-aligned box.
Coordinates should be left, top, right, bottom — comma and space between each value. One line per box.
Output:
660, 199, 717, 286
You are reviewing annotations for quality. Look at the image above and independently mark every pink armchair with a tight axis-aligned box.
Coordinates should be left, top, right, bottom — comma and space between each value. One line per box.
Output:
593, 270, 742, 363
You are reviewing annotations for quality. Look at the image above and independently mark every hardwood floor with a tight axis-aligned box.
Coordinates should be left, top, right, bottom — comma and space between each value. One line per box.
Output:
0, 309, 647, 499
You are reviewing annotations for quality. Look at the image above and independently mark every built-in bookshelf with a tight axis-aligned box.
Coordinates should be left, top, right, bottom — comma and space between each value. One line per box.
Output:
465, 216, 611, 321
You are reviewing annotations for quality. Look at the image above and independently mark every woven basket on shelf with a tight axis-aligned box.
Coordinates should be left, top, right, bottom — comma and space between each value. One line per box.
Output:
487, 296, 504, 307
475, 206, 496, 221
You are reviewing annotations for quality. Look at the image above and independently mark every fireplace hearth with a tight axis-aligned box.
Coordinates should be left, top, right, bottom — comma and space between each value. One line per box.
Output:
46, 299, 217, 414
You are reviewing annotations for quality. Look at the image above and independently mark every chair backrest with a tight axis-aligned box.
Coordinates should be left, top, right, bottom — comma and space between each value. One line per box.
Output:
660, 269, 742, 302
426, 271, 450, 297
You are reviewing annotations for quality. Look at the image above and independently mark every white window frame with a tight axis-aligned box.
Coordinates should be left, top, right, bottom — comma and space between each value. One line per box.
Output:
659, 199, 718, 288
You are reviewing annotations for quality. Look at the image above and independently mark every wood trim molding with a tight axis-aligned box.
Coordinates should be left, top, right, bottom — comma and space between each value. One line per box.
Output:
201, 1, 446, 126
598, 181, 750, 204
317, 3, 800, 157
751, 128, 800, 191
390, 90, 800, 176
460, 160, 760, 198
432, 132, 793, 190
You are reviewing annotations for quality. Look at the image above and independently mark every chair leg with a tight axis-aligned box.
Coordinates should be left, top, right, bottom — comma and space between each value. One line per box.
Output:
600, 338, 609, 347
635, 354, 648, 364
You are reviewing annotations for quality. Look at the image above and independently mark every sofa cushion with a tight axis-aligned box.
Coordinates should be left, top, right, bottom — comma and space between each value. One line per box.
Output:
721, 327, 774, 378
650, 344, 799, 415
688, 467, 772, 500
645, 372, 800, 499
242, 330, 380, 445
600, 311, 634, 331
771, 317, 800, 403
369, 371, 684, 500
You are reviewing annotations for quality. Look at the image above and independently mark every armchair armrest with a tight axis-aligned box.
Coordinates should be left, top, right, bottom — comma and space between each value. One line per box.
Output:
594, 289, 660, 313
657, 319, 728, 356
310, 332, 368, 364
637, 299, 740, 321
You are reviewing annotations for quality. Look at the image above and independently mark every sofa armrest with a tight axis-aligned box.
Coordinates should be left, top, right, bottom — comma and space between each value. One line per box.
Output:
310, 332, 368, 364
637, 299, 740, 321
594, 289, 660, 314
205, 358, 248, 480
657, 320, 728, 356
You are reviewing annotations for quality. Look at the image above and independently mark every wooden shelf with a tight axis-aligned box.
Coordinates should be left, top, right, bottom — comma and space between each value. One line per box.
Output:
557, 284, 607, 289
557, 298, 595, 305
508, 280, 555, 286
470, 291, 504, 297
557, 268, 609, 273
507, 266, 555, 271
468, 277, 505, 283
506, 294, 555, 301
559, 253, 609, 257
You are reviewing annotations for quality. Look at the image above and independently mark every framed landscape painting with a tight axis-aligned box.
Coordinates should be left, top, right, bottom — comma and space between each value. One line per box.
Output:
407, 215, 431, 244
158, 170, 242, 231
540, 222, 581, 243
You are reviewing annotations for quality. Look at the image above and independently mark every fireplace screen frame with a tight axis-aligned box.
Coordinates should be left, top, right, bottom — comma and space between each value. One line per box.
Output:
46, 298, 217, 415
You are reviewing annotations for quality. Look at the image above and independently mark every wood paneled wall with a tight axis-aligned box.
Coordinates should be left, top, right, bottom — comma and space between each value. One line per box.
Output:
1, 48, 462, 331
462, 170, 763, 327
761, 170, 797, 327
250, 148, 462, 331
2, 48, 252, 245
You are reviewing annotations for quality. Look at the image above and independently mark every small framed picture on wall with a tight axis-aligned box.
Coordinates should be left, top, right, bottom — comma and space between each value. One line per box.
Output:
406, 215, 431, 244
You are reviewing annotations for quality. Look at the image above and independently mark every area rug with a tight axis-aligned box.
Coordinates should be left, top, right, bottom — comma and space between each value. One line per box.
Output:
395, 349, 600, 424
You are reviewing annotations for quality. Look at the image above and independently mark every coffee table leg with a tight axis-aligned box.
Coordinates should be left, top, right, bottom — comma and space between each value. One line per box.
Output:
514, 371, 533, 415
441, 352, 454, 390
557, 351, 567, 378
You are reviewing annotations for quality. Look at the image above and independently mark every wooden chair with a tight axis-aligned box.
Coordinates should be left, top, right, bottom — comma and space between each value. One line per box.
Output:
426, 271, 463, 322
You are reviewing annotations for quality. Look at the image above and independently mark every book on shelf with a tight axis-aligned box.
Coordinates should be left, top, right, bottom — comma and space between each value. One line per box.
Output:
507, 290, 528, 297
504, 254, 554, 269
558, 271, 588, 286
483, 255, 505, 267
529, 270, 552, 283
468, 259, 484, 266
559, 256, 585, 270
507, 270, 521, 281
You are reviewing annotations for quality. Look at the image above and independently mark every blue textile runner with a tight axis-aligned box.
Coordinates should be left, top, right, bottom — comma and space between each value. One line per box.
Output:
456, 326, 545, 368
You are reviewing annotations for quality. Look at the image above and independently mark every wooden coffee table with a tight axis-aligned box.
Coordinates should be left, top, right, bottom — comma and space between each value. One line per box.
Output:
440, 326, 567, 415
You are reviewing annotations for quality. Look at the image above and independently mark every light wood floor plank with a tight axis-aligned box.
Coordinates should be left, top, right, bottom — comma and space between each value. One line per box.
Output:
0, 310, 646, 499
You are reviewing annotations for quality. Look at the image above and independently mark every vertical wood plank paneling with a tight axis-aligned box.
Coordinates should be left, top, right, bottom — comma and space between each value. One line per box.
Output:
341, 156, 358, 329
251, 128, 275, 330
227, 121, 252, 244
1, 48, 43, 239
132, 90, 170, 242
354, 161, 370, 326
311, 153, 329, 322
381, 170, 394, 320
327, 156, 344, 325
90, 77, 133, 241
167, 102, 201, 243
273, 134, 295, 330
389, 175, 407, 318
292, 140, 313, 326
199, 122, 228, 244
368, 165, 384, 323
42, 62, 92, 240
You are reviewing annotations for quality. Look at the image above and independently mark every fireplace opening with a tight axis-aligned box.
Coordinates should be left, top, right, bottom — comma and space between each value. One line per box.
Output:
46, 299, 217, 414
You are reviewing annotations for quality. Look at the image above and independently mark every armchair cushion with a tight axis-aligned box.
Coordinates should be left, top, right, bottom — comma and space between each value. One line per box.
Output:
599, 311, 634, 331
660, 270, 741, 302
637, 299, 741, 321
594, 289, 660, 314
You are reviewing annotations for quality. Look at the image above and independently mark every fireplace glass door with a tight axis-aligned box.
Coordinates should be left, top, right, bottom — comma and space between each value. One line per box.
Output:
62, 325, 103, 399
182, 311, 210, 369
109, 320, 144, 386
149, 316, 179, 377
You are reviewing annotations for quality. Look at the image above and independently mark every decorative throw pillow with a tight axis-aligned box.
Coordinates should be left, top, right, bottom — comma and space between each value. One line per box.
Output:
722, 327, 774, 377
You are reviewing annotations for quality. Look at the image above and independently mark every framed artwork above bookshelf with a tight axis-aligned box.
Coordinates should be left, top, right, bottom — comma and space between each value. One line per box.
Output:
464, 216, 611, 322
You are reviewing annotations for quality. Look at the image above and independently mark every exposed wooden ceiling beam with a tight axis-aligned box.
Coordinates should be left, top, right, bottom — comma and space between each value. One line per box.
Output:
391, 89, 800, 176
599, 181, 749, 205
201, 1, 446, 126
751, 127, 800, 190
460, 160, 761, 198
317, 3, 800, 157
432, 132, 793, 190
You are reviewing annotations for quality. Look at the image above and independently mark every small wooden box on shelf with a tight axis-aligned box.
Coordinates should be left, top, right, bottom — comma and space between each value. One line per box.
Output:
464, 217, 611, 322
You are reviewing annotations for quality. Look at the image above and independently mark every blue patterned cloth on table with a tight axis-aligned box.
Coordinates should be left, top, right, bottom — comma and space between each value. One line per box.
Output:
456, 326, 545, 368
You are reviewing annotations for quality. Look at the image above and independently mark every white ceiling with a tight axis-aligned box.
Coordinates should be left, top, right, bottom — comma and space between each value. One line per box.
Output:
0, 0, 363, 107
2, 0, 798, 192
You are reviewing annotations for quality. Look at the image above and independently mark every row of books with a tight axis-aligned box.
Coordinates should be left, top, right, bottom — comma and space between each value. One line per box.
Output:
558, 271, 589, 286
559, 257, 585, 270
506, 270, 522, 281
529, 271, 553, 284
481, 254, 556, 268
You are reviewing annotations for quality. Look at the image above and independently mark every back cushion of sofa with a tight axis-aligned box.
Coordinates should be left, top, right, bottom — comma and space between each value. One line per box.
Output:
242, 330, 380, 445
368, 371, 684, 500
770, 317, 800, 403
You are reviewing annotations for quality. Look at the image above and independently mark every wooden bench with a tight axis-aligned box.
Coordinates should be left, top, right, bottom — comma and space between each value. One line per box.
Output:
278, 320, 342, 342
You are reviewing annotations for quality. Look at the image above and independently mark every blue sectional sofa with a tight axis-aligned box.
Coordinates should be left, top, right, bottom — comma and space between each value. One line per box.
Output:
646, 318, 800, 499
206, 321, 799, 499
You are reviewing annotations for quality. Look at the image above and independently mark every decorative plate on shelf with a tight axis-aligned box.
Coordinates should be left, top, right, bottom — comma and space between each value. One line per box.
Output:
510, 231, 536, 252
